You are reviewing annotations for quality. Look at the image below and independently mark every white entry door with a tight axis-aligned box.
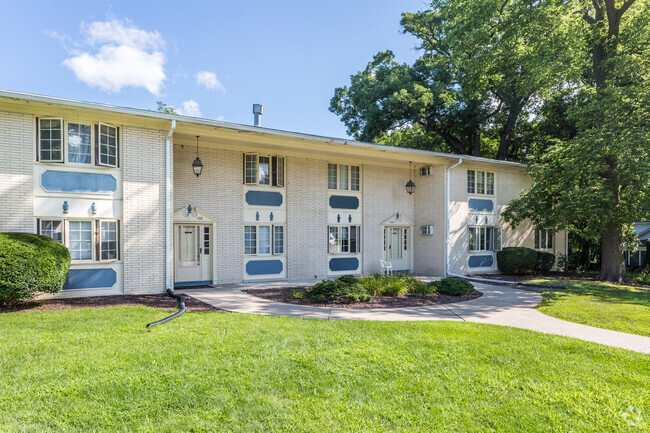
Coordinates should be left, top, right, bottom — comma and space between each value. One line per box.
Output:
175, 224, 212, 285
384, 227, 410, 271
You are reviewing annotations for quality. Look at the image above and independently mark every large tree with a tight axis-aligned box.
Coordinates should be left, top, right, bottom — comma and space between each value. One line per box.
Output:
503, 0, 650, 282
330, 0, 579, 160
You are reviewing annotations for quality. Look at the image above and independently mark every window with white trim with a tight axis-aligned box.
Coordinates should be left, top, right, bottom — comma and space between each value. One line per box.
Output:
328, 164, 360, 191
67, 123, 92, 164
38, 118, 63, 162
243, 154, 285, 186
535, 229, 553, 250
37, 118, 119, 167
469, 227, 501, 252
328, 225, 361, 254
98, 123, 118, 167
467, 170, 495, 195
39, 220, 63, 243
244, 224, 284, 255
37, 218, 120, 262
420, 166, 433, 176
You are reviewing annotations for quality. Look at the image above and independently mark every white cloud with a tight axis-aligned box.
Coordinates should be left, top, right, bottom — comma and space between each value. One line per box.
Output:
196, 71, 225, 92
177, 100, 202, 117
62, 19, 166, 95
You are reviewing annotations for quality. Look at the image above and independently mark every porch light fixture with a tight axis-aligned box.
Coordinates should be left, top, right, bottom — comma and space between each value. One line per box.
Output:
192, 135, 203, 177
405, 161, 416, 195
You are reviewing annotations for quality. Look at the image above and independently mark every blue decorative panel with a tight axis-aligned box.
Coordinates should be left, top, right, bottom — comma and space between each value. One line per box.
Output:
174, 280, 213, 288
329, 195, 359, 210
41, 171, 117, 194
62, 269, 117, 290
329, 257, 359, 272
246, 260, 284, 276
468, 198, 494, 212
468, 255, 494, 268
245, 191, 283, 206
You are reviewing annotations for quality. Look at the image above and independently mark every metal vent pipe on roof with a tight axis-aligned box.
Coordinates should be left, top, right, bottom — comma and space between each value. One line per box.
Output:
253, 104, 263, 126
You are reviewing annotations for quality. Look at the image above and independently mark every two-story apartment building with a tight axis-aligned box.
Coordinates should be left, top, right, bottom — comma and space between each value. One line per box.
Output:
0, 90, 567, 297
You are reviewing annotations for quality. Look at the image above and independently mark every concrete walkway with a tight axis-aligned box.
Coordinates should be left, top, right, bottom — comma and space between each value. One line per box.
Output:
181, 280, 650, 354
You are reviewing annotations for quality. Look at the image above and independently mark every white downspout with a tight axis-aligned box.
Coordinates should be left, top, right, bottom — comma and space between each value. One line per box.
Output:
165, 119, 176, 291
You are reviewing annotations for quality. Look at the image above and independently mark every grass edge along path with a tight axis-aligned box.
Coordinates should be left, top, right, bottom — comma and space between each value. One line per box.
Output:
0, 306, 648, 432
527, 278, 650, 337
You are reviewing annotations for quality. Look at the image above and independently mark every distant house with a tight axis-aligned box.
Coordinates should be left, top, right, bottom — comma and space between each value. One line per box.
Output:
625, 222, 649, 267
0, 90, 568, 297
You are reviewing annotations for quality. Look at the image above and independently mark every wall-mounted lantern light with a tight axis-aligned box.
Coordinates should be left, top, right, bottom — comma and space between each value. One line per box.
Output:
63, 201, 69, 213
405, 161, 416, 195
192, 135, 203, 177
91, 202, 97, 214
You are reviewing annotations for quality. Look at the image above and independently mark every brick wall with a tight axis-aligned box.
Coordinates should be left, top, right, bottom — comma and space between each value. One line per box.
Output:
0, 110, 34, 233
286, 156, 328, 280
122, 126, 168, 294
413, 165, 446, 275
173, 144, 243, 283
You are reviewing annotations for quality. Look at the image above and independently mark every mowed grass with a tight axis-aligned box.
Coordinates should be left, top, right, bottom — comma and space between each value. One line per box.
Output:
0, 308, 648, 432
528, 279, 650, 337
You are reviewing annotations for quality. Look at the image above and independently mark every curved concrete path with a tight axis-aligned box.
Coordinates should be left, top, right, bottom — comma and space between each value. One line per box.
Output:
182, 280, 650, 354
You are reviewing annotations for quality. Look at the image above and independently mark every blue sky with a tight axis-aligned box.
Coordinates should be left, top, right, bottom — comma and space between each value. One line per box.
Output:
0, 1, 426, 139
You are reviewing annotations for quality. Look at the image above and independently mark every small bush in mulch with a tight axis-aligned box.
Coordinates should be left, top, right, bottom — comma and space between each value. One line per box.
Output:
0, 233, 71, 306
304, 275, 372, 303
431, 278, 475, 296
359, 274, 425, 296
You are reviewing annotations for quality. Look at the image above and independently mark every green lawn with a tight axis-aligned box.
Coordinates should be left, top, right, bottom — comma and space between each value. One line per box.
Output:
527, 279, 650, 337
0, 307, 648, 432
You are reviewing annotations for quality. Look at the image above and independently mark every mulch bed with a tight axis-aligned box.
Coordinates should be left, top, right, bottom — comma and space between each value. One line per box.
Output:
0, 294, 224, 313
244, 287, 482, 309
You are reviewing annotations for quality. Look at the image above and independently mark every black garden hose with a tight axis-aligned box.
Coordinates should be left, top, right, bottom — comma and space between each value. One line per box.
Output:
146, 289, 186, 328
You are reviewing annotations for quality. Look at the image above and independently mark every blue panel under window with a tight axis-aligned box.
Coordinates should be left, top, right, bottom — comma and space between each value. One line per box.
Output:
41, 171, 117, 194
468, 255, 494, 268
468, 198, 494, 212
329, 257, 359, 272
246, 259, 283, 276
245, 191, 283, 206
63, 269, 117, 290
329, 195, 359, 210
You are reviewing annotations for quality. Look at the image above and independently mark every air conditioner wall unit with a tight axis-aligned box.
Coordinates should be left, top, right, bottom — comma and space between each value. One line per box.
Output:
420, 225, 434, 235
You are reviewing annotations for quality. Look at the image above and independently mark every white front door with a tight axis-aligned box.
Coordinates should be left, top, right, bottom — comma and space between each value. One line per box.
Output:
175, 224, 212, 285
384, 227, 410, 271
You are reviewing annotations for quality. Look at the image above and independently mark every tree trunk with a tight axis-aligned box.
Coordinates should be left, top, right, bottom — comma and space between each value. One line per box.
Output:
496, 101, 524, 160
599, 221, 627, 282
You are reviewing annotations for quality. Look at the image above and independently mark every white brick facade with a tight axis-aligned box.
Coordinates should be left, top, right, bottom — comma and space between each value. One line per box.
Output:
122, 126, 168, 294
0, 110, 34, 233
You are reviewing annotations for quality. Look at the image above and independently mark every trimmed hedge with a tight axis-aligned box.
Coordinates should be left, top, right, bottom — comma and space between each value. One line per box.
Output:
0, 233, 71, 306
304, 275, 372, 303
432, 278, 475, 296
497, 247, 556, 275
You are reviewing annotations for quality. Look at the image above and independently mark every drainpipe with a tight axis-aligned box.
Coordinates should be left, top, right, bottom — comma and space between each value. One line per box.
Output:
165, 119, 176, 291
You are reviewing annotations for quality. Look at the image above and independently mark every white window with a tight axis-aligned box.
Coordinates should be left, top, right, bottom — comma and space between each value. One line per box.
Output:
68, 221, 93, 260
98, 123, 118, 167
39, 219, 63, 243
420, 166, 433, 176
243, 154, 285, 186
535, 229, 553, 250
100, 221, 118, 261
244, 225, 285, 255
328, 225, 361, 254
469, 227, 501, 252
467, 170, 495, 195
38, 118, 63, 162
67, 123, 92, 164
328, 163, 360, 191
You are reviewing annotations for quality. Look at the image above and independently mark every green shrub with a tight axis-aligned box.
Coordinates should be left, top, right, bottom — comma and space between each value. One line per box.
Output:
630, 271, 650, 285
0, 233, 71, 306
497, 247, 538, 274
359, 274, 425, 296
536, 251, 556, 273
290, 290, 304, 299
304, 275, 372, 303
380, 280, 409, 296
411, 281, 437, 296
432, 278, 475, 296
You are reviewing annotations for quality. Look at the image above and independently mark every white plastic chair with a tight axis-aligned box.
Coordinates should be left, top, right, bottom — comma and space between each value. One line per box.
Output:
380, 259, 393, 276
